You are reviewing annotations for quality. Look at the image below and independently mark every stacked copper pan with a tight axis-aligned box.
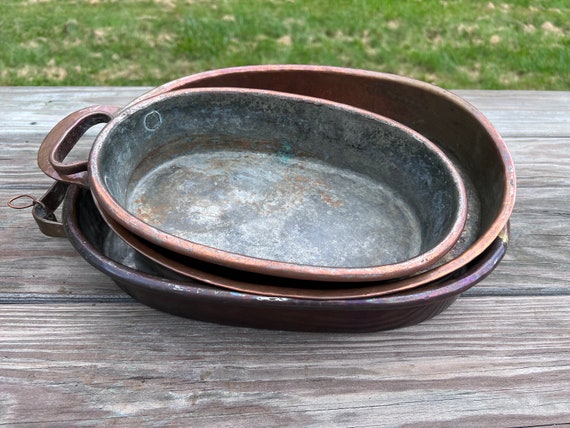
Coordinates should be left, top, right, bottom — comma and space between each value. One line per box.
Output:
29, 65, 515, 332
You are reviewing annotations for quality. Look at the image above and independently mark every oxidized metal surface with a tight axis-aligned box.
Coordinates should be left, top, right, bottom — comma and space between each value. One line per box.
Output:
62, 185, 509, 332
130, 65, 515, 290
40, 88, 468, 282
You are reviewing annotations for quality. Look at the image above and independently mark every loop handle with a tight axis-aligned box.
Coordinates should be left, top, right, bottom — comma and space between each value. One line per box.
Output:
37, 105, 119, 186
7, 194, 40, 210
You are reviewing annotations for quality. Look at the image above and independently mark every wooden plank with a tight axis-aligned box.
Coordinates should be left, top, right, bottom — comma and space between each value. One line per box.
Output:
468, 135, 570, 295
455, 90, 570, 138
0, 87, 149, 130
1, 88, 570, 139
2, 187, 128, 298
1, 297, 569, 426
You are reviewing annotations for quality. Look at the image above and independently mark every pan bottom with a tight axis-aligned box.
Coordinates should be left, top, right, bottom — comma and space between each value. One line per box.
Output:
127, 148, 423, 268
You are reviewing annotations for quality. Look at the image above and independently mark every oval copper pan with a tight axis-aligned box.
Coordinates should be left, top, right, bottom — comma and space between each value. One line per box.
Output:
87, 88, 467, 282
125, 65, 515, 292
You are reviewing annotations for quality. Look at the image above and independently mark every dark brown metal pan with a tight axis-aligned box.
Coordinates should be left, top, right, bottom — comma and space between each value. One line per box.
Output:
60, 184, 509, 332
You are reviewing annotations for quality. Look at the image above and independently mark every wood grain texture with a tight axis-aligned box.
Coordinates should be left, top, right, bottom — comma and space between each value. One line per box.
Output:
455, 90, 570, 138
1, 87, 570, 425
467, 134, 570, 295
1, 297, 569, 427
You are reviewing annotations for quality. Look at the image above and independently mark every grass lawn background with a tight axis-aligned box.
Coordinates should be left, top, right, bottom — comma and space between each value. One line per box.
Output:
1, 0, 568, 89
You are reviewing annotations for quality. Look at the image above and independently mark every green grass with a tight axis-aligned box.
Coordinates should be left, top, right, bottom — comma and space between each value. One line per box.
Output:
1, 0, 569, 89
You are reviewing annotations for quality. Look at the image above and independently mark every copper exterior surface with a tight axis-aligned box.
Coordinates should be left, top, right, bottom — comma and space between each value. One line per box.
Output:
129, 65, 515, 290
62, 185, 509, 332
39, 87, 468, 283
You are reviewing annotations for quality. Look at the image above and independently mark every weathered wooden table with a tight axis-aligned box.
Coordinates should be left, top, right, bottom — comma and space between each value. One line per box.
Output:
1, 87, 569, 426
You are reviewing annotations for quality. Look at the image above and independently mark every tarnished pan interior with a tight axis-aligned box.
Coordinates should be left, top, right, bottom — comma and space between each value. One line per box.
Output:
131, 65, 516, 287
92, 88, 466, 279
